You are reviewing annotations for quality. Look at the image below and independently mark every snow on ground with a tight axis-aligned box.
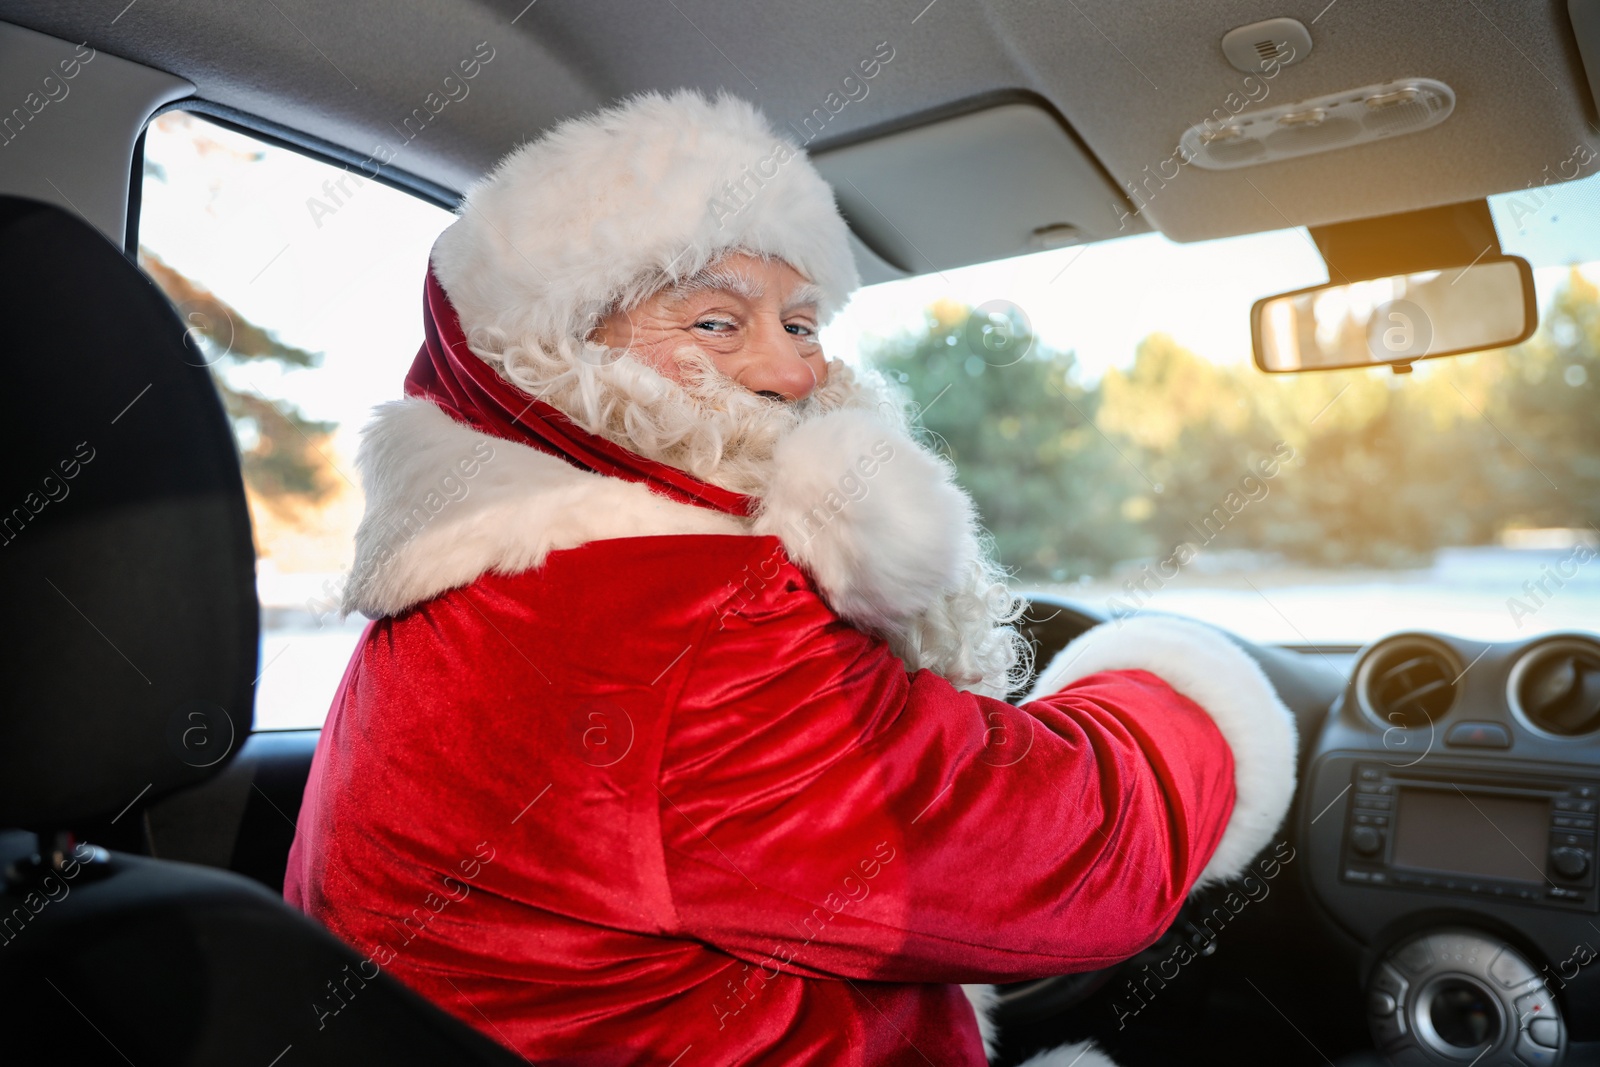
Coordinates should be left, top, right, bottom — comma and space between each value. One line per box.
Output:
249, 546, 1600, 731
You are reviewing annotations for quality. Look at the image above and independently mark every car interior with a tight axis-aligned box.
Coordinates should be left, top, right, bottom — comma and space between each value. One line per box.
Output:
1, 2, 1598, 1064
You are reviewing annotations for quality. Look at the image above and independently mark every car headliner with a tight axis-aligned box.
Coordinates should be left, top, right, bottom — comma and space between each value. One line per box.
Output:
2, 0, 1597, 257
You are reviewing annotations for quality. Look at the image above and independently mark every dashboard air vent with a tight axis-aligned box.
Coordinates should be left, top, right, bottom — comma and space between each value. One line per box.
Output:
1358, 638, 1459, 730
1510, 638, 1600, 738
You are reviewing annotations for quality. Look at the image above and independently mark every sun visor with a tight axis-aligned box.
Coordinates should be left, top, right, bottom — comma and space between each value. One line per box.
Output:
812, 100, 1142, 277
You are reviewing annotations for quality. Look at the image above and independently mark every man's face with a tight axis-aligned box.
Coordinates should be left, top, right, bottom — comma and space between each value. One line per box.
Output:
593, 252, 829, 401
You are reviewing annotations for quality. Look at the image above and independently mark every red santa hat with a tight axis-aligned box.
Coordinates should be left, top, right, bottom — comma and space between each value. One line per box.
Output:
429, 89, 861, 351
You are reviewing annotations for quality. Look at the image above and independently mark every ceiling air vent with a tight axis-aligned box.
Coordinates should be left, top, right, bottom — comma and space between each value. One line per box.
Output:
1357, 637, 1460, 730
1508, 637, 1600, 739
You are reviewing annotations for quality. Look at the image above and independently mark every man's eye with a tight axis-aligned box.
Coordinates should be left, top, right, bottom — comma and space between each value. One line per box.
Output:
694, 319, 733, 333
785, 323, 816, 338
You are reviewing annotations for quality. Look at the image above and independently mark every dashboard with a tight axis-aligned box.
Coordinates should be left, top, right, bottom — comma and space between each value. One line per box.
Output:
1302, 630, 1599, 1066
1010, 598, 1600, 1066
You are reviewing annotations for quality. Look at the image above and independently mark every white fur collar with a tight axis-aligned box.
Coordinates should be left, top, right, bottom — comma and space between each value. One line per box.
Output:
340, 399, 742, 618
342, 399, 985, 673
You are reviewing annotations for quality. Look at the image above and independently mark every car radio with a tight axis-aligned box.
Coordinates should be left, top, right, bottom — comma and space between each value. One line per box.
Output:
1339, 763, 1598, 912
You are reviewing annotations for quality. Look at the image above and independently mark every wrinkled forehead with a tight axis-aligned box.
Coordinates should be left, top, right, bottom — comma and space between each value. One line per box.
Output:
662, 256, 824, 313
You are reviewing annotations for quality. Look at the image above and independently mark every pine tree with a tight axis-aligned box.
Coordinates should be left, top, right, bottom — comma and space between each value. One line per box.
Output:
140, 250, 336, 508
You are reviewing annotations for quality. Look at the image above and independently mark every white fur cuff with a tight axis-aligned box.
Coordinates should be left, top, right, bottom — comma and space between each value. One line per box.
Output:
1026, 615, 1297, 889
1015, 1042, 1121, 1067
962, 984, 1120, 1067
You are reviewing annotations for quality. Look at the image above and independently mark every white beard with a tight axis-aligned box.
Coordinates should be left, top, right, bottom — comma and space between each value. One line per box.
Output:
477, 325, 891, 498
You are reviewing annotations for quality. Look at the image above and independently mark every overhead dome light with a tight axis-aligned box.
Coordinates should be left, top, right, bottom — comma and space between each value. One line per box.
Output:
1179, 78, 1455, 170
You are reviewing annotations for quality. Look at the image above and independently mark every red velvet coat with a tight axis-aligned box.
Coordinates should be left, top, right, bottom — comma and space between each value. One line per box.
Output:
286, 382, 1297, 1065
287, 531, 1280, 1058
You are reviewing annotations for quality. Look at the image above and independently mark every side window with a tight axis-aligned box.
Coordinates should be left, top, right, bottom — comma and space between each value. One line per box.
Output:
138, 111, 455, 730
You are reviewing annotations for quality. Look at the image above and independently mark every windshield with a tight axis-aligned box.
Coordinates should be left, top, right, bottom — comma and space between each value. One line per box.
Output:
825, 176, 1600, 648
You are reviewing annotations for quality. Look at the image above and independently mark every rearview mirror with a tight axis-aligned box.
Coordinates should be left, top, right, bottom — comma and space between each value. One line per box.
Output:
1251, 256, 1537, 373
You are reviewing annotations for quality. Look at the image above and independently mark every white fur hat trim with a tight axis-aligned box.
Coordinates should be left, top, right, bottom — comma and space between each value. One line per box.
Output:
430, 90, 860, 348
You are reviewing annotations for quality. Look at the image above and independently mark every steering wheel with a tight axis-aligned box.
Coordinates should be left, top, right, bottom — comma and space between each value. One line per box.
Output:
996, 593, 1339, 1023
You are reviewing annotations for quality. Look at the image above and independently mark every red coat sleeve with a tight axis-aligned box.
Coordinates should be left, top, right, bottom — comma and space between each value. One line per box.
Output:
656, 577, 1296, 985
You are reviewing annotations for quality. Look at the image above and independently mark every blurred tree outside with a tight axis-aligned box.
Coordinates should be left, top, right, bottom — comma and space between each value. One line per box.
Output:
867, 271, 1600, 582
139, 250, 337, 514
870, 300, 1141, 580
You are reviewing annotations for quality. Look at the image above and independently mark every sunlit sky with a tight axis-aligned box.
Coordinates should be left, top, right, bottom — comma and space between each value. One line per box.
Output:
141, 112, 1600, 464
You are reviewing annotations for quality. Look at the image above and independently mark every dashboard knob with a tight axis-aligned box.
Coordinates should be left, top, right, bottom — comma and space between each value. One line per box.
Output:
1351, 825, 1384, 856
1551, 846, 1590, 879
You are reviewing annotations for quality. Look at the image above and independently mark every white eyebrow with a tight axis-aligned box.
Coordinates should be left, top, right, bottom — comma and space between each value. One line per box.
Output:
674, 263, 765, 301
782, 283, 824, 316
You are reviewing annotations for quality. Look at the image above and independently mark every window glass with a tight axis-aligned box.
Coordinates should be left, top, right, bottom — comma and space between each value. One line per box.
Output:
138, 111, 454, 730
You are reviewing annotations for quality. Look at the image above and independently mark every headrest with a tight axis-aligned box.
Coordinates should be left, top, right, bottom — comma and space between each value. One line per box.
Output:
0, 196, 258, 830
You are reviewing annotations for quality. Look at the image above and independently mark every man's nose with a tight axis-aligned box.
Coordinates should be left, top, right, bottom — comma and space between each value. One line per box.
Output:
738, 317, 820, 400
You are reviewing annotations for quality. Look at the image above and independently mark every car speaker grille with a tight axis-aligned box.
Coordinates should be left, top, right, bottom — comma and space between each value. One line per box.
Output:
1361, 639, 1459, 729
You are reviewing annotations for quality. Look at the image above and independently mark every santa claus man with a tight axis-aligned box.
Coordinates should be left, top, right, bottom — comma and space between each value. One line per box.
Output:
286, 90, 1298, 1066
